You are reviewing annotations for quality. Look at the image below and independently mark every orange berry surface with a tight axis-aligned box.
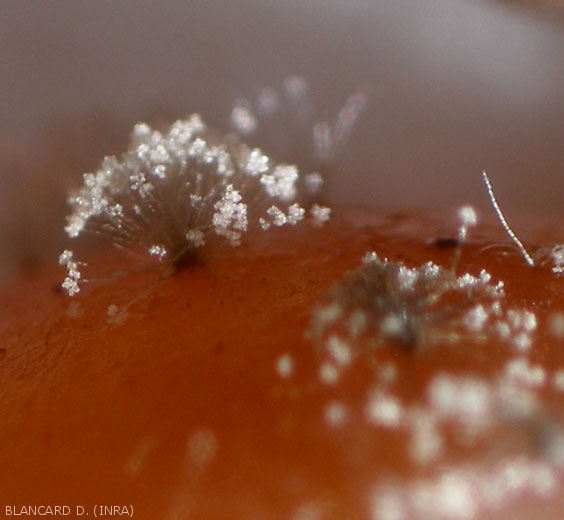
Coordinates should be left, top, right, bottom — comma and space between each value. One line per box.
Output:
1, 208, 564, 519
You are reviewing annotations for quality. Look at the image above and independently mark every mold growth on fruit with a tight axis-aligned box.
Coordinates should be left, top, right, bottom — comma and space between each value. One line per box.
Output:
309, 208, 507, 370
58, 76, 368, 296
301, 201, 564, 519
59, 114, 329, 296
368, 362, 564, 520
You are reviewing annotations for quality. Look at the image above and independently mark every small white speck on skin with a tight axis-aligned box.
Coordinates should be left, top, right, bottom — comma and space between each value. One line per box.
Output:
548, 312, 564, 339
512, 332, 532, 352
507, 309, 537, 332
276, 353, 294, 379
365, 391, 403, 429
106, 304, 129, 325
187, 429, 218, 468
149, 244, 168, 259
287, 203, 306, 225
324, 401, 348, 427
326, 335, 352, 367
166, 427, 218, 520
186, 229, 205, 248
407, 407, 443, 465
553, 369, 564, 391
372, 486, 405, 520
316, 303, 343, 326
362, 251, 379, 265
428, 374, 493, 431
310, 204, 331, 226
373, 457, 557, 520
496, 383, 539, 418
378, 362, 397, 385
348, 309, 367, 337
292, 501, 325, 520
492, 458, 556, 498
521, 311, 537, 332
543, 427, 564, 467
266, 205, 288, 227
550, 249, 564, 274
260, 164, 298, 201
396, 266, 418, 292
380, 313, 404, 338
503, 357, 546, 389
433, 474, 477, 520
319, 361, 340, 385
462, 304, 489, 332
491, 301, 502, 316
495, 321, 512, 339
124, 435, 158, 478
230, 103, 258, 135
59, 249, 82, 296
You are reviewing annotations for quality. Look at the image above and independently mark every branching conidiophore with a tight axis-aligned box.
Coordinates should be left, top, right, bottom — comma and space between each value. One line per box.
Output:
60, 114, 330, 296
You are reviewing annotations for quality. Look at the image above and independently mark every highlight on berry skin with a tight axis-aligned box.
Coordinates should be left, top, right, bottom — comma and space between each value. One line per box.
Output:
59, 113, 331, 296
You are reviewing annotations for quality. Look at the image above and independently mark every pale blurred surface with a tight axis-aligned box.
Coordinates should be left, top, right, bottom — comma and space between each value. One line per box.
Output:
1, 0, 564, 272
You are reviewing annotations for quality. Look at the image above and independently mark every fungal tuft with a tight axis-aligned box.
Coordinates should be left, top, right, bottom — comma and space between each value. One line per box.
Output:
310, 251, 505, 358
59, 113, 325, 295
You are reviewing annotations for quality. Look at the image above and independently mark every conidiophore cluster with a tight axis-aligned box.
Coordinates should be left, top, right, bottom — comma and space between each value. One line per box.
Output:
58, 76, 369, 296
310, 250, 505, 354
308, 207, 519, 382
230, 76, 370, 170
59, 113, 331, 296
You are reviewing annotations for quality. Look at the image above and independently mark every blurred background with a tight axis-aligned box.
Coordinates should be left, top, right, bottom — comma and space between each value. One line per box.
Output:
1, 0, 564, 275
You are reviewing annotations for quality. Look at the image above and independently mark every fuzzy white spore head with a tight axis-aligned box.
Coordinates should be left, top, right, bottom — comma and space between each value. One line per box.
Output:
458, 205, 477, 229
365, 391, 404, 429
230, 101, 258, 135
276, 353, 294, 379
324, 401, 348, 427
457, 205, 477, 244
149, 245, 168, 260
59, 249, 82, 296
310, 204, 331, 226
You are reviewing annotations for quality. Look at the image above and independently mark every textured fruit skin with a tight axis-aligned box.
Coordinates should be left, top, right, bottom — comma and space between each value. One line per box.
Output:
1, 208, 564, 519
